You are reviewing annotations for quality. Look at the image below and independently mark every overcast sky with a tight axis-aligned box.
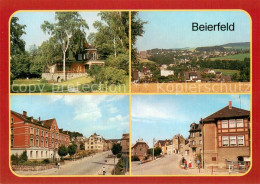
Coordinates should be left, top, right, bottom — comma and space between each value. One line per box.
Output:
11, 95, 129, 139
131, 94, 250, 147
136, 11, 250, 50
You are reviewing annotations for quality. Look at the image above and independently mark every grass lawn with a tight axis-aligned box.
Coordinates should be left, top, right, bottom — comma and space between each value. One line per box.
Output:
214, 69, 240, 76
11, 75, 129, 93
210, 53, 250, 61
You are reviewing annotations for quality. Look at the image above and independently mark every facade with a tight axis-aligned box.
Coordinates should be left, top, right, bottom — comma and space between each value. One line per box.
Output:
85, 133, 103, 153
10, 110, 70, 160
160, 69, 174, 77
166, 141, 174, 155
131, 139, 149, 161
42, 43, 105, 82
154, 140, 170, 155
103, 139, 113, 151
200, 101, 250, 168
172, 134, 186, 154
71, 136, 86, 151
189, 123, 203, 155
121, 133, 129, 154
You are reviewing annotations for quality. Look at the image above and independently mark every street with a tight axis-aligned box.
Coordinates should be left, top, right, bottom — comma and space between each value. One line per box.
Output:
16, 151, 117, 175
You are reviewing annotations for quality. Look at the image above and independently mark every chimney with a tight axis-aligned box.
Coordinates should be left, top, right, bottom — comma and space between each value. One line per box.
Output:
23, 111, 27, 116
38, 117, 41, 121
229, 101, 232, 109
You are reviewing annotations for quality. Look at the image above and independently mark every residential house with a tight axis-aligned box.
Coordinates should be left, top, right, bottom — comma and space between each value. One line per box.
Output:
160, 69, 174, 77
172, 134, 186, 154
85, 133, 103, 153
154, 140, 170, 155
131, 139, 149, 161
200, 101, 250, 168
189, 123, 203, 155
166, 141, 174, 155
185, 72, 202, 82
121, 133, 129, 154
42, 42, 105, 82
10, 110, 70, 160
103, 139, 113, 151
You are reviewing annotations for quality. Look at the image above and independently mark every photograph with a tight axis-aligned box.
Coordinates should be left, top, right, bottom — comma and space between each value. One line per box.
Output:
131, 95, 251, 175
10, 95, 129, 175
10, 11, 129, 93
131, 11, 251, 93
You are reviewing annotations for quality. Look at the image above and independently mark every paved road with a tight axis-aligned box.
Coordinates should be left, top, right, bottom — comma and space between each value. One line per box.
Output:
17, 151, 117, 175
131, 154, 193, 175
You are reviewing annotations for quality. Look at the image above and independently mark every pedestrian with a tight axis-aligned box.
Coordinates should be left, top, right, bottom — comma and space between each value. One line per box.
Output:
102, 166, 106, 175
189, 160, 192, 168
184, 159, 187, 169
57, 162, 60, 169
181, 156, 185, 165
197, 159, 201, 168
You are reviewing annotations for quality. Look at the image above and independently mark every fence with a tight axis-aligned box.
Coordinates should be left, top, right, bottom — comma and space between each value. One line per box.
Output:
226, 160, 250, 174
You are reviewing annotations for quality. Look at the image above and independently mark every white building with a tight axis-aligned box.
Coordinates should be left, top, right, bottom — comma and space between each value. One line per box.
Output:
160, 70, 174, 77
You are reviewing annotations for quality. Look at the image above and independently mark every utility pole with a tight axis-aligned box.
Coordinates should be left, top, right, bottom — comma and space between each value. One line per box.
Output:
153, 138, 155, 160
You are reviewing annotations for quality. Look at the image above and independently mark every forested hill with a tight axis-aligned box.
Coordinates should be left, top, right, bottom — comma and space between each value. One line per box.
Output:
195, 46, 226, 52
219, 42, 250, 49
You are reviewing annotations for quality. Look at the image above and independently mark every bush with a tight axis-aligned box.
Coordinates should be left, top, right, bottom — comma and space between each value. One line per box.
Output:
40, 78, 47, 83
11, 154, 19, 165
131, 155, 140, 161
58, 145, 68, 159
117, 153, 122, 158
19, 151, 28, 163
42, 159, 50, 164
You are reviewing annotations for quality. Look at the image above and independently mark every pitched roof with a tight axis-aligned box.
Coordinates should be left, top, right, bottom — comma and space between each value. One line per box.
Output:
42, 119, 56, 129
201, 106, 250, 122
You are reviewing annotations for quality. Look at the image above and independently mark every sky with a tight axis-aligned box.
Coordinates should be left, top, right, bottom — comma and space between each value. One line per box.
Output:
11, 95, 129, 139
13, 11, 101, 51
131, 94, 250, 147
136, 11, 250, 50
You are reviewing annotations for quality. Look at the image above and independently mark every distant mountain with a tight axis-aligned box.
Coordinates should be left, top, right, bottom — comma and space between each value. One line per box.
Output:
219, 42, 250, 49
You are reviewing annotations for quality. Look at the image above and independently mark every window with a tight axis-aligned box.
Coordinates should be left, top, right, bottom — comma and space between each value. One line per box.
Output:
36, 139, 39, 147
46, 151, 48, 157
221, 120, 228, 128
30, 151, 33, 158
41, 140, 44, 147
30, 138, 34, 147
36, 129, 39, 135
11, 137, 14, 146
237, 119, 244, 128
30, 127, 34, 134
222, 136, 229, 147
230, 136, 237, 146
191, 133, 195, 138
11, 117, 14, 124
212, 157, 216, 161
229, 119, 236, 128
45, 141, 48, 147
238, 135, 245, 146
45, 132, 48, 137
11, 128, 14, 134
36, 151, 38, 158
199, 140, 202, 145
41, 151, 43, 157
41, 130, 44, 137
192, 141, 195, 145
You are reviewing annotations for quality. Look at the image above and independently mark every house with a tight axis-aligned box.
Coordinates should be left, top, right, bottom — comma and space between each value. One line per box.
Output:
185, 72, 201, 82
154, 140, 170, 155
166, 141, 174, 155
131, 139, 149, 161
121, 133, 129, 154
42, 42, 105, 82
172, 134, 186, 154
10, 110, 70, 160
200, 101, 250, 168
160, 69, 174, 77
71, 136, 86, 151
189, 123, 203, 155
103, 139, 113, 151
85, 133, 103, 153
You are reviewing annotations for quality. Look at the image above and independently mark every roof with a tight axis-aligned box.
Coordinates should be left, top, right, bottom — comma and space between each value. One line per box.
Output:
132, 140, 148, 148
201, 106, 250, 122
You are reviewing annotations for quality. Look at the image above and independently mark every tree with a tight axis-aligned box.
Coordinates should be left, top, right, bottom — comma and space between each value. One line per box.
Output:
41, 12, 89, 81
58, 145, 68, 159
10, 17, 26, 56
131, 12, 147, 65
19, 151, 28, 163
154, 147, 162, 156
112, 143, 122, 155
68, 144, 77, 158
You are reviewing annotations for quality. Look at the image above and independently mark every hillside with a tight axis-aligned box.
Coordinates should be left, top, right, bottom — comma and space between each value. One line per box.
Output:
195, 46, 226, 52
210, 53, 250, 61
220, 42, 250, 50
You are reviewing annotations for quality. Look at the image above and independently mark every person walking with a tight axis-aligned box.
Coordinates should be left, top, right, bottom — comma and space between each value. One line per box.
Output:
102, 166, 106, 175
189, 160, 192, 168
197, 159, 201, 169
184, 159, 187, 169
